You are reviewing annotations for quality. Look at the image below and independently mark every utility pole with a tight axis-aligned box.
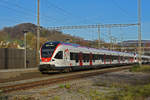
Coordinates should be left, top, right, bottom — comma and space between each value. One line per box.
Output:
23, 30, 28, 69
98, 24, 100, 48
108, 26, 112, 50
37, 0, 40, 66
112, 37, 117, 51
138, 0, 142, 66
24, 32, 27, 69
121, 33, 124, 52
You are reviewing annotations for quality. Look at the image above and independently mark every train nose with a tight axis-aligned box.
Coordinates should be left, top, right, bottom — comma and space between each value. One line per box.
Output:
38, 64, 55, 71
41, 58, 51, 62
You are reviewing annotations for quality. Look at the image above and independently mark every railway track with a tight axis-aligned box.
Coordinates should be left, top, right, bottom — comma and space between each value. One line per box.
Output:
0, 66, 132, 93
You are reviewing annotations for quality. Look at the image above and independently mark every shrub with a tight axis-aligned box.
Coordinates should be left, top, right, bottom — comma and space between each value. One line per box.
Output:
130, 64, 141, 72
65, 84, 71, 89
59, 84, 65, 88
130, 65, 150, 72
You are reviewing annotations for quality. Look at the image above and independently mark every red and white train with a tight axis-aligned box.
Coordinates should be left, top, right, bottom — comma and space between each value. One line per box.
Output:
39, 41, 150, 73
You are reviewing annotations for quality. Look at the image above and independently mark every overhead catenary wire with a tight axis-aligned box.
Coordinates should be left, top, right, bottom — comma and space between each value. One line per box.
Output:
45, 0, 82, 24
0, 0, 36, 18
0, 2, 38, 25
41, 0, 66, 25
111, 0, 137, 20
0, 0, 59, 25
46, 0, 95, 24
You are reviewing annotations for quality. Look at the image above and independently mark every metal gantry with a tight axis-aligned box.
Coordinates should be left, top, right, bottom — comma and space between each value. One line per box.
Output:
48, 23, 138, 49
48, 24, 138, 30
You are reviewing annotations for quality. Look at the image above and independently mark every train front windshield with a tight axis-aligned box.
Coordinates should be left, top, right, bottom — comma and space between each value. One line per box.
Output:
41, 42, 59, 58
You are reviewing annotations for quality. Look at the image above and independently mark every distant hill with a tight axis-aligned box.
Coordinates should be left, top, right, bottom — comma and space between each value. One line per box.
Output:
0, 23, 82, 41
0, 23, 102, 48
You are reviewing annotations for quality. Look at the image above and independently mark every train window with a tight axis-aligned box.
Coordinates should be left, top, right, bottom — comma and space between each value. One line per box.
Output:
110, 55, 113, 61
83, 53, 90, 62
70, 53, 74, 60
92, 55, 95, 60
54, 51, 63, 59
76, 59, 78, 63
112, 56, 118, 60
96, 55, 99, 60
121, 57, 123, 61
75, 53, 79, 60
106, 55, 109, 60
94, 54, 96, 60
83, 54, 86, 62
86, 54, 90, 62
93, 54, 99, 60
98, 54, 104, 61
70, 52, 78, 60
125, 57, 129, 60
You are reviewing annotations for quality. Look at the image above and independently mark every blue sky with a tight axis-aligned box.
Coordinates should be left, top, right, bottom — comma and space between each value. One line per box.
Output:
0, 0, 150, 41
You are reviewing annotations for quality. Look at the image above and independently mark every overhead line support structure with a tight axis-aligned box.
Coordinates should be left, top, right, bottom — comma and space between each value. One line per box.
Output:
48, 24, 138, 30
48, 23, 138, 48
98, 24, 100, 48
138, 0, 142, 66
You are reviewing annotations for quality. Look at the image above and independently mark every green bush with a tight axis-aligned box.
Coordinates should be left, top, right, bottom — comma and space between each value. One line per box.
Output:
59, 84, 65, 88
130, 65, 150, 72
59, 84, 71, 89
49, 96, 60, 100
65, 84, 71, 89
130, 64, 141, 72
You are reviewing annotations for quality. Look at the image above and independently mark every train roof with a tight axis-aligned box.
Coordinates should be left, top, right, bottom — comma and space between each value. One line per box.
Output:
48, 41, 134, 56
43, 41, 150, 58
45, 41, 80, 47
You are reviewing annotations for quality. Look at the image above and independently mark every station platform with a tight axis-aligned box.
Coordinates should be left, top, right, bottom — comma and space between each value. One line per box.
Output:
0, 68, 37, 73
0, 68, 38, 79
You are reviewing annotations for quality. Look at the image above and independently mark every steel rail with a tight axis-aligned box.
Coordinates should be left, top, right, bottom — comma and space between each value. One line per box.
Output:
0, 66, 132, 93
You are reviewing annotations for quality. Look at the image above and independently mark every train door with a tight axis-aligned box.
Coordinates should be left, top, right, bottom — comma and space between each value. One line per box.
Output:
90, 53, 92, 66
118, 56, 120, 64
64, 48, 70, 66
110, 55, 112, 64
79, 52, 83, 66
104, 54, 106, 64
131, 57, 134, 63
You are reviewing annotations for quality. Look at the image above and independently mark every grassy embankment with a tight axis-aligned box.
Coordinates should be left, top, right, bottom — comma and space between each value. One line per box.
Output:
2, 65, 150, 100
93, 81, 150, 100
130, 64, 150, 73
91, 65, 150, 100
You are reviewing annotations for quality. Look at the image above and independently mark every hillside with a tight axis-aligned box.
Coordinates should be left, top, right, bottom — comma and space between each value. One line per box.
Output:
0, 23, 101, 49
0, 23, 78, 40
